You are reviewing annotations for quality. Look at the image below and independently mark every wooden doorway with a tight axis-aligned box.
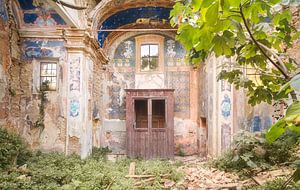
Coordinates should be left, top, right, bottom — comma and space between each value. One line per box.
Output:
125, 89, 174, 159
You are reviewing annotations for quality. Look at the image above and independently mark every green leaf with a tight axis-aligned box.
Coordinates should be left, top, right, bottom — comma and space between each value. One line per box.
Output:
285, 101, 300, 122
192, 0, 202, 12
227, 0, 241, 7
288, 125, 300, 133
290, 74, 300, 93
206, 2, 219, 26
266, 119, 287, 143
202, 0, 215, 8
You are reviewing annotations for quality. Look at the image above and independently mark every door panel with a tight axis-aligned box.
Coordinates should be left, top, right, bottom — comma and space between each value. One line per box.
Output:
126, 90, 174, 159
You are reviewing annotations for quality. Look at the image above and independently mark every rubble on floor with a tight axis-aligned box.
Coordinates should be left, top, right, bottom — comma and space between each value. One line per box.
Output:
169, 156, 293, 190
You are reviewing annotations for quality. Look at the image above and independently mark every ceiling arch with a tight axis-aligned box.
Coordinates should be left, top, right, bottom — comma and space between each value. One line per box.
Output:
89, 0, 175, 44
97, 7, 172, 47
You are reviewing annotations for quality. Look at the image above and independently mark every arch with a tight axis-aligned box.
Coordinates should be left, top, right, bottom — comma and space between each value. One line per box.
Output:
89, 0, 174, 43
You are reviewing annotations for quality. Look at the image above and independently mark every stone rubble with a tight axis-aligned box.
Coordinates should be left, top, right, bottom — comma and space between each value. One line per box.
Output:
167, 156, 293, 190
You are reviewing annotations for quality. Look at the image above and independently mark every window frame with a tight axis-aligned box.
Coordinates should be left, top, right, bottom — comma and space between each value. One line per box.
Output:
135, 35, 164, 73
40, 61, 58, 91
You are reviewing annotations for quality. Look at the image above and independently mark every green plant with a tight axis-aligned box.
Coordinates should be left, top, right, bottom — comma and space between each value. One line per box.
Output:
90, 146, 112, 160
0, 127, 31, 170
213, 131, 299, 173
242, 178, 300, 190
33, 81, 48, 130
178, 145, 186, 157
170, 0, 300, 105
0, 133, 183, 190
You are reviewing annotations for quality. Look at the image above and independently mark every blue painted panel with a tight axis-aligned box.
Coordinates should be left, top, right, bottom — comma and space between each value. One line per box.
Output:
22, 40, 65, 59
23, 13, 38, 24
0, 0, 8, 22
23, 13, 66, 25
18, 0, 36, 10
98, 7, 172, 47
51, 13, 66, 25
252, 116, 262, 132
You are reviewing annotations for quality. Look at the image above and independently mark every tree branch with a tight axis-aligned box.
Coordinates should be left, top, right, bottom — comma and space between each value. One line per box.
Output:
239, 5, 290, 79
256, 41, 289, 74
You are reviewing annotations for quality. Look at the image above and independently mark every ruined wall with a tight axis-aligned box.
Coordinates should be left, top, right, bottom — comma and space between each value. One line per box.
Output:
100, 33, 199, 155
0, 0, 10, 126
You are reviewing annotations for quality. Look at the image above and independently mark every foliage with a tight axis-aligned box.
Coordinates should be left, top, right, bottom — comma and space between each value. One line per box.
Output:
33, 81, 49, 130
0, 127, 31, 170
266, 101, 300, 143
242, 178, 300, 190
170, 0, 300, 105
0, 130, 183, 190
213, 131, 299, 173
90, 146, 112, 160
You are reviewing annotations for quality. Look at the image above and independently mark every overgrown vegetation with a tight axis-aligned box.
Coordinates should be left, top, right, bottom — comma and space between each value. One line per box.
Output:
213, 131, 300, 175
33, 81, 48, 130
0, 128, 31, 170
0, 128, 183, 190
242, 178, 300, 190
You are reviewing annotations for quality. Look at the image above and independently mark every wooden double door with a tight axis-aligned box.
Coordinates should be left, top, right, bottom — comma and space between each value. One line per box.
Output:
125, 89, 174, 159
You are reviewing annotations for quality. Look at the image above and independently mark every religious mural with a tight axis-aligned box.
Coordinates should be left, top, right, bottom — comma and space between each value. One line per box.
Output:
0, 0, 8, 22
69, 56, 81, 118
18, 0, 66, 27
98, 7, 172, 47
109, 34, 190, 119
22, 40, 65, 59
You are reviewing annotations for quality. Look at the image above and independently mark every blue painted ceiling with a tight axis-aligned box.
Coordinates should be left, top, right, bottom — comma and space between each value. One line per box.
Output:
98, 7, 172, 47
18, 0, 36, 10
17, 0, 66, 26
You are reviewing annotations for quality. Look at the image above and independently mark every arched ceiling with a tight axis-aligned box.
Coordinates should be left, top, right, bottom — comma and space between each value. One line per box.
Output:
98, 7, 172, 47
89, 0, 175, 46
15, 0, 67, 27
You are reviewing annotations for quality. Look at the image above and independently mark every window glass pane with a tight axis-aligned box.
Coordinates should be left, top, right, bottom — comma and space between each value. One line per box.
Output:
149, 57, 158, 70
135, 99, 148, 128
141, 57, 149, 71
40, 62, 57, 91
152, 99, 166, 128
141, 45, 149, 58
150, 45, 158, 56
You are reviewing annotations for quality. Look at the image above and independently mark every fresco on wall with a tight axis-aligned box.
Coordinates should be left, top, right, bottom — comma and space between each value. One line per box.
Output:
98, 7, 172, 47
70, 99, 80, 117
18, 0, 66, 27
165, 38, 186, 66
0, 0, 8, 22
221, 80, 231, 92
166, 71, 190, 116
221, 123, 231, 150
221, 94, 231, 118
113, 39, 135, 67
108, 72, 135, 119
68, 56, 81, 118
22, 40, 65, 59
69, 57, 81, 92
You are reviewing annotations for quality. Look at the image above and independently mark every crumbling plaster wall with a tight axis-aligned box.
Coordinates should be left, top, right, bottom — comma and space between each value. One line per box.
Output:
100, 33, 200, 156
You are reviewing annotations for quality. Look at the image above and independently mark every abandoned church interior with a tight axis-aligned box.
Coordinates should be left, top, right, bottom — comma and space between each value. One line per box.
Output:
1, 0, 288, 159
